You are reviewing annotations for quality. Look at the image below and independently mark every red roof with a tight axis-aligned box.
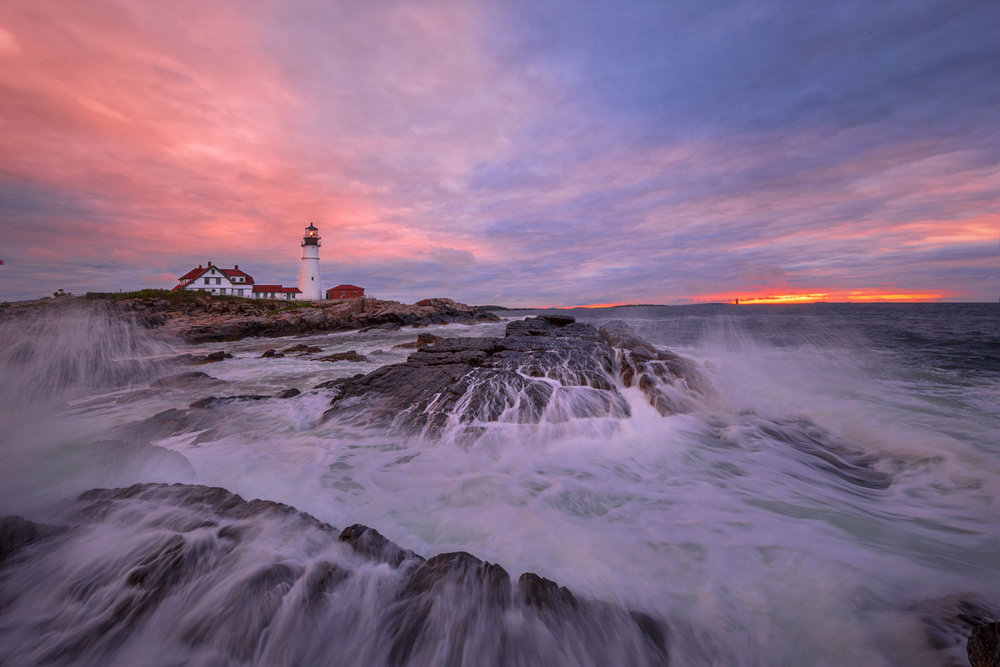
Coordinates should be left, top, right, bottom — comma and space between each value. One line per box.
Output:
178, 266, 205, 281
253, 285, 301, 293
178, 264, 254, 284
220, 268, 254, 284
330, 284, 364, 291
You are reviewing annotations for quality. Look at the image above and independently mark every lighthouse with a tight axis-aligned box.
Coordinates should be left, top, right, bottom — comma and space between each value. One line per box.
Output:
297, 222, 323, 301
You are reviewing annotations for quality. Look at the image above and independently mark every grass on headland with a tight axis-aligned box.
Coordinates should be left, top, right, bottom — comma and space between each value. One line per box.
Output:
85, 289, 313, 310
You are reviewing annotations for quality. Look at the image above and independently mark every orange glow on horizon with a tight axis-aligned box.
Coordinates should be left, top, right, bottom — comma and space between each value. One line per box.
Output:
556, 301, 633, 309
708, 290, 953, 305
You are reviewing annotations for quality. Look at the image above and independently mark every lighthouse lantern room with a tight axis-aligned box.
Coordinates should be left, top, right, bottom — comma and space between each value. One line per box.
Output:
297, 223, 323, 301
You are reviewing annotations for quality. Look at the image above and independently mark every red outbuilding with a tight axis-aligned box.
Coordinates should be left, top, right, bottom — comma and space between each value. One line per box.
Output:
326, 284, 365, 300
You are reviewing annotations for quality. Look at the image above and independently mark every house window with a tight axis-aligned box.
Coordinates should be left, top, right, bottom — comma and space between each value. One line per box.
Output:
220, 289, 226, 295
215, 278, 222, 285
204, 278, 210, 284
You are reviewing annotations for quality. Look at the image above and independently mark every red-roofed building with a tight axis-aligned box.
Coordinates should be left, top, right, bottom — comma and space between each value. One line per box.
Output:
326, 284, 365, 300
173, 262, 255, 297
252, 285, 301, 301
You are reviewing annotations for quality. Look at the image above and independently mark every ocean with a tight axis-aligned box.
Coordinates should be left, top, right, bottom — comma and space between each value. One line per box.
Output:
0, 302, 997, 666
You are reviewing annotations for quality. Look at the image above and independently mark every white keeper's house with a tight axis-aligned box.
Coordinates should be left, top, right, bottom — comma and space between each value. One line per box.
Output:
172, 262, 301, 301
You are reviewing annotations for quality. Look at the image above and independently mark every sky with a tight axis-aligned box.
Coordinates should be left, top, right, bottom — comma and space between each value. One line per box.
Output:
0, 0, 997, 306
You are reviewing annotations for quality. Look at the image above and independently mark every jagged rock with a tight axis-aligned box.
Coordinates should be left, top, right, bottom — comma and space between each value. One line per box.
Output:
969, 622, 1000, 667
599, 320, 716, 416
318, 351, 369, 363
260, 349, 284, 358
518, 572, 577, 611
323, 316, 636, 437
339, 524, 423, 568
276, 388, 301, 399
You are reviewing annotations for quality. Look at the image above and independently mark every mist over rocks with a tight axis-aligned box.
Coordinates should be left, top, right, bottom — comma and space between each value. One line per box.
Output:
322, 315, 714, 438
0, 482, 671, 667
99, 296, 501, 343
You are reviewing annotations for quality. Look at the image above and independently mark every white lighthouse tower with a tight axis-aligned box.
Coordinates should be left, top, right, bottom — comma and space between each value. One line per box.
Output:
297, 222, 323, 301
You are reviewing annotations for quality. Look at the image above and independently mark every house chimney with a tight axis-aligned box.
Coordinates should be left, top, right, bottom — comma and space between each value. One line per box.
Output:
208, 261, 212, 267
234, 264, 239, 270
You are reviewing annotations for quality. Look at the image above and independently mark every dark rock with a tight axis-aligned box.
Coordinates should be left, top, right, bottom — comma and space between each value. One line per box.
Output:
313, 374, 365, 390
969, 622, 1000, 667
599, 320, 716, 415
317, 351, 369, 363
189, 396, 219, 409
283, 344, 322, 354
276, 388, 301, 399
913, 594, 999, 663
0, 516, 40, 564
1, 482, 668, 667
260, 349, 284, 358
339, 524, 423, 568
322, 317, 655, 437
392, 333, 444, 350
517, 572, 577, 611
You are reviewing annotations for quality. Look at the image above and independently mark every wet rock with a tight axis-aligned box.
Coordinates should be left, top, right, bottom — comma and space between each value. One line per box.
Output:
323, 316, 671, 437
276, 388, 301, 399
317, 351, 369, 363
969, 622, 1000, 667
517, 572, 577, 611
339, 524, 423, 568
194, 350, 233, 364
599, 320, 716, 416
1, 516, 41, 564
283, 344, 322, 354
393, 333, 445, 350
0, 482, 670, 667
260, 349, 284, 358
913, 594, 999, 664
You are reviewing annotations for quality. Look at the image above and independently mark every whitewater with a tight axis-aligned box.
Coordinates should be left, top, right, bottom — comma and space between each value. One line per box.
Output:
0, 302, 997, 666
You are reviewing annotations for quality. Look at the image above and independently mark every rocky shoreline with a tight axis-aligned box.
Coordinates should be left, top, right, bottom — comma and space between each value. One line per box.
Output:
0, 295, 501, 343
0, 483, 672, 666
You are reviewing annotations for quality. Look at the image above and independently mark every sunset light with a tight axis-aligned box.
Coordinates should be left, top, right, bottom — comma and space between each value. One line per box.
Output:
0, 1, 995, 305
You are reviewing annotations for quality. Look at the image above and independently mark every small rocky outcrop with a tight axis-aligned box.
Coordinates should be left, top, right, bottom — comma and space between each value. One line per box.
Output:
283, 344, 322, 354
261, 349, 284, 358
322, 316, 711, 439
969, 622, 1000, 667
318, 351, 369, 363
392, 333, 443, 350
